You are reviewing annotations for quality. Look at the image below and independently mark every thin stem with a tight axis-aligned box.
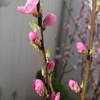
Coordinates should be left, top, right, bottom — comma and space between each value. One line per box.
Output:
37, 0, 54, 96
48, 76, 54, 93
37, 0, 48, 84
80, 0, 96, 100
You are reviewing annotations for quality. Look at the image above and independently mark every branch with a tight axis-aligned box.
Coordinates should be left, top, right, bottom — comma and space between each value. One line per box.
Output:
80, 0, 96, 100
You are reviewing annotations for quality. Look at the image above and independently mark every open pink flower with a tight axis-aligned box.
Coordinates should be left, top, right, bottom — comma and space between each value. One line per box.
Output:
76, 42, 86, 53
32, 79, 44, 94
17, 0, 39, 14
51, 92, 60, 100
29, 32, 39, 42
68, 80, 78, 91
43, 13, 57, 27
48, 61, 55, 73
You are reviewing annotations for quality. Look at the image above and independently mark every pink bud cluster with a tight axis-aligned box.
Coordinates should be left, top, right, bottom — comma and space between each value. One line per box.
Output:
18, 0, 58, 99
32, 79, 60, 100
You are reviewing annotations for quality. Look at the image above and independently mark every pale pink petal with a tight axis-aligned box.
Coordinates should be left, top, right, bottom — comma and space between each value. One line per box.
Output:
18, 6, 25, 13
17, 0, 39, 14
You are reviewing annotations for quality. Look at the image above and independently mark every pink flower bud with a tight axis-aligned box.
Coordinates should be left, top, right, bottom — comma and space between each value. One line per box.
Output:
48, 61, 55, 73
78, 59, 82, 64
43, 13, 57, 28
29, 32, 39, 42
55, 55, 62, 59
63, 22, 70, 29
32, 79, 44, 94
17, 0, 39, 14
76, 42, 86, 53
68, 80, 80, 93
51, 92, 60, 100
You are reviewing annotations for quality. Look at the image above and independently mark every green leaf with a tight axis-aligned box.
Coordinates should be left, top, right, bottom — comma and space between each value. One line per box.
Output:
46, 48, 50, 58
97, 0, 100, 6
89, 47, 95, 55
40, 3, 42, 10
46, 48, 50, 63
30, 42, 37, 49
30, 21, 38, 32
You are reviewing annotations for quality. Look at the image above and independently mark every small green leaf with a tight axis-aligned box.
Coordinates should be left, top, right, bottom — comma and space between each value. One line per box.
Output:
89, 47, 95, 55
41, 67, 45, 77
80, 81, 83, 88
97, 0, 100, 6
40, 3, 42, 10
30, 42, 37, 49
46, 48, 50, 63
46, 48, 50, 58
30, 21, 38, 32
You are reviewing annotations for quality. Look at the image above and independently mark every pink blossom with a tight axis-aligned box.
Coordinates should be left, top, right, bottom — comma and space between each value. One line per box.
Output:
76, 16, 80, 20
51, 92, 60, 100
64, 51, 70, 56
68, 33, 73, 37
48, 61, 55, 72
62, 58, 66, 63
29, 32, 39, 42
43, 13, 57, 27
53, 34, 58, 40
17, 0, 39, 14
68, 80, 78, 91
63, 22, 70, 29
73, 65, 77, 70
93, 52, 98, 58
64, 46, 69, 50
56, 47, 60, 51
76, 42, 86, 53
62, 44, 66, 48
78, 59, 82, 64
74, 35, 79, 41
55, 55, 62, 59
32, 79, 44, 94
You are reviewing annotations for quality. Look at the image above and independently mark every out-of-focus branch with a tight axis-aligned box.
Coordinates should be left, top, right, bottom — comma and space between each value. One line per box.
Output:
80, 0, 96, 100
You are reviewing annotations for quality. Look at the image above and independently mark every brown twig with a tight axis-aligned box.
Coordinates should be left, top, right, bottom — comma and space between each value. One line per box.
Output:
37, 0, 54, 97
80, 0, 96, 100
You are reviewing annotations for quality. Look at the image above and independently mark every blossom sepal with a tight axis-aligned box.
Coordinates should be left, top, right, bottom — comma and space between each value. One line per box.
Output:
30, 42, 40, 51
39, 87, 49, 99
